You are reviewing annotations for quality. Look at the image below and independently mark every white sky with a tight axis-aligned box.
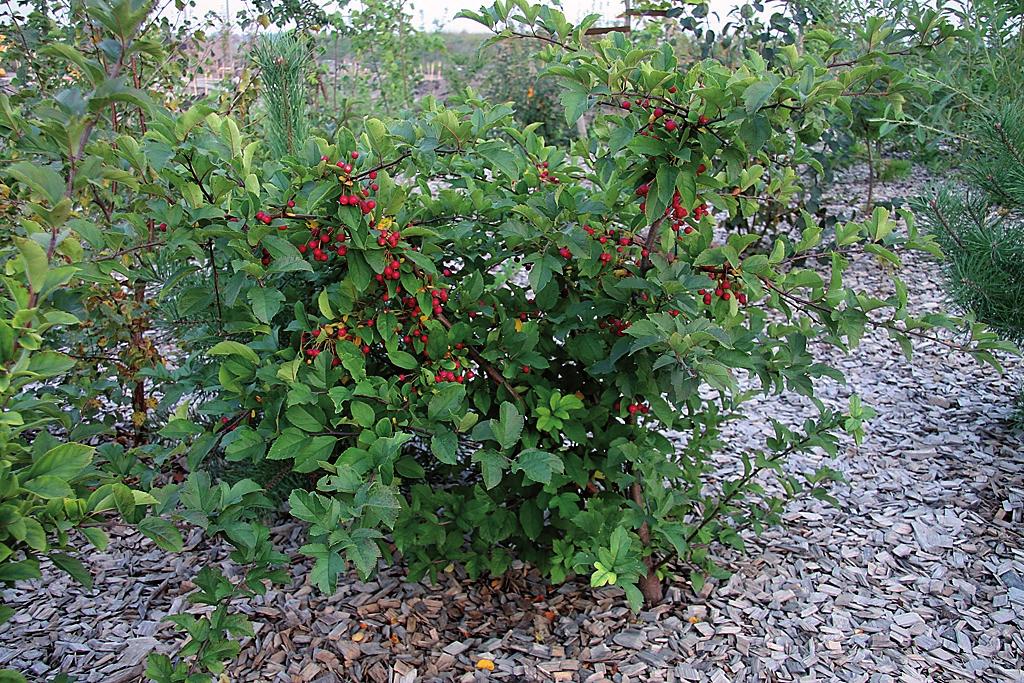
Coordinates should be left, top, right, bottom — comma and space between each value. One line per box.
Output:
186, 0, 744, 33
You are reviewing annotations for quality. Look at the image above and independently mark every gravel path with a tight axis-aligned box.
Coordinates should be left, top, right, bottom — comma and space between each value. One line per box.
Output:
2, 166, 1023, 683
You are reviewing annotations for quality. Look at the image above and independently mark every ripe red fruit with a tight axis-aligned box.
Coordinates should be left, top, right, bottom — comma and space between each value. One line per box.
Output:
298, 244, 307, 254
287, 199, 295, 208
320, 155, 329, 162
621, 100, 632, 110
668, 85, 678, 94
738, 292, 748, 305
653, 107, 664, 118
698, 115, 710, 125
697, 163, 707, 174
369, 170, 378, 180
336, 161, 345, 168
521, 365, 530, 374
703, 293, 712, 305
665, 120, 677, 132
351, 151, 359, 160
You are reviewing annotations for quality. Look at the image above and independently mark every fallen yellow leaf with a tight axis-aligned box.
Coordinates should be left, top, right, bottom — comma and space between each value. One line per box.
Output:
476, 659, 495, 671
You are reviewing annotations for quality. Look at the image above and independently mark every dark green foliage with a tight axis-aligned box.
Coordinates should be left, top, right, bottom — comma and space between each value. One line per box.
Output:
916, 100, 1024, 344
917, 189, 1024, 344
252, 33, 312, 158
967, 103, 1024, 207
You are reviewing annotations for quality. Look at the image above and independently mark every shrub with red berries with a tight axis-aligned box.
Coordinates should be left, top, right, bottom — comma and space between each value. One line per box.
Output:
187, 4, 1006, 612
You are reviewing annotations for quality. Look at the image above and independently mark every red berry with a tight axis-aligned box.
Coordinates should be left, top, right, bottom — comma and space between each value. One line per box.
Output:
665, 120, 677, 132
369, 171, 377, 180
621, 100, 631, 110
668, 85, 677, 94
351, 151, 359, 160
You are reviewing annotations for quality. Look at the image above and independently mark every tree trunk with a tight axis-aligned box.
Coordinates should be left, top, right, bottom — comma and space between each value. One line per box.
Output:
640, 564, 663, 604
630, 480, 664, 606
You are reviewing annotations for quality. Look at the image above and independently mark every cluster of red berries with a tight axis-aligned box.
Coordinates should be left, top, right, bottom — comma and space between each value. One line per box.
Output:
635, 179, 710, 237
297, 225, 348, 262
627, 401, 650, 415
429, 288, 448, 316
376, 259, 403, 283
537, 161, 559, 185
433, 361, 474, 384
376, 227, 401, 248
599, 317, 631, 336
259, 247, 271, 267
254, 210, 274, 225
582, 224, 645, 265
697, 269, 748, 306
612, 399, 649, 415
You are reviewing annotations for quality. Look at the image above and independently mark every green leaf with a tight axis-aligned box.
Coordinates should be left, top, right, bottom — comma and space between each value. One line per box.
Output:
494, 401, 524, 450
26, 351, 75, 377
13, 237, 48, 293
303, 543, 346, 593
208, 341, 259, 365
427, 383, 466, 422
286, 405, 323, 432
743, 78, 779, 113
82, 527, 109, 551
430, 428, 459, 465
22, 475, 73, 499
512, 449, 563, 485
25, 442, 93, 480
50, 553, 92, 588
387, 349, 418, 369
473, 450, 507, 489
519, 502, 543, 540
350, 401, 375, 428
248, 288, 285, 324
267, 428, 307, 460
343, 529, 383, 579
7, 162, 65, 205
138, 516, 184, 552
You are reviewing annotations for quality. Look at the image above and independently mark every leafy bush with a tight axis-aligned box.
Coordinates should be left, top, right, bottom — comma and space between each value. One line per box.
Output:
131, 0, 1004, 621
0, 1, 1017, 680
